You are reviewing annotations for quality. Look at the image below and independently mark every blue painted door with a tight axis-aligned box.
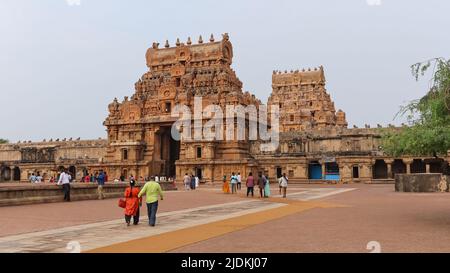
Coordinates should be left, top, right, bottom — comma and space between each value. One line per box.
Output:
309, 165, 322, 179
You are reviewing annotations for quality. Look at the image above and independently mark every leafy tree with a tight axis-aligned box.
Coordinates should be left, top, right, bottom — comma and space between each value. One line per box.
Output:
381, 57, 450, 157
0, 139, 8, 144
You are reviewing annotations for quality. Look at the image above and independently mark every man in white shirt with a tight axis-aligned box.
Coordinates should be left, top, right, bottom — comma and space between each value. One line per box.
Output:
195, 176, 199, 188
237, 172, 242, 190
57, 169, 71, 202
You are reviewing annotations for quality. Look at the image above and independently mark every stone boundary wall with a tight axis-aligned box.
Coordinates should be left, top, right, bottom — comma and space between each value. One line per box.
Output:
395, 173, 449, 192
0, 182, 177, 207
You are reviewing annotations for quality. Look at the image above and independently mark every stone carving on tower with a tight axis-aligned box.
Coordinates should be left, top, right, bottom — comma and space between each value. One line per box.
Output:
268, 66, 348, 132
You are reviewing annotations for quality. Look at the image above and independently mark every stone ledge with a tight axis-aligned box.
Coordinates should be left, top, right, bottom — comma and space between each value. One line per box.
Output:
0, 182, 177, 207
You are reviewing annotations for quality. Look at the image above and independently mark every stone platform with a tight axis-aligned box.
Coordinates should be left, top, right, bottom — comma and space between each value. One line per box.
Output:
395, 173, 449, 192
0, 182, 177, 207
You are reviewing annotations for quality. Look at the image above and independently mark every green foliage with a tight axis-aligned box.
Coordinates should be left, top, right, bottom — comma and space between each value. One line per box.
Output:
0, 139, 8, 144
382, 58, 450, 157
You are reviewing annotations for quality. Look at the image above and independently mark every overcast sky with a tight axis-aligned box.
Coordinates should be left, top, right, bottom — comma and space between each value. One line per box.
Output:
0, 0, 449, 142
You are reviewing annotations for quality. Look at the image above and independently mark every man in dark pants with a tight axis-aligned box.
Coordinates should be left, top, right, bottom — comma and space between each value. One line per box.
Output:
257, 173, 265, 198
138, 176, 164, 226
57, 169, 71, 202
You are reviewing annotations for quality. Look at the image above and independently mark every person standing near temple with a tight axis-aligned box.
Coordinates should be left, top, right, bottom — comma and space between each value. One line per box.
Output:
183, 173, 191, 191
280, 173, 289, 198
124, 179, 141, 226
57, 168, 71, 202
222, 175, 230, 194
257, 173, 265, 198
190, 174, 196, 190
246, 172, 255, 197
29, 173, 37, 183
97, 171, 106, 200
230, 172, 238, 194
195, 175, 199, 188
264, 174, 271, 198
237, 172, 242, 190
138, 176, 164, 227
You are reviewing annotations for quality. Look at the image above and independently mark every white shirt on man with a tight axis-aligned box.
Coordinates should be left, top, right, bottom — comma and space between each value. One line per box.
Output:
57, 172, 71, 185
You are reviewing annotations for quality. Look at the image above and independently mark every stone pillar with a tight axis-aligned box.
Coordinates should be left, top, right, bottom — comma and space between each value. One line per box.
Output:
426, 163, 430, 173
405, 159, 413, 174
385, 159, 393, 179
322, 164, 326, 179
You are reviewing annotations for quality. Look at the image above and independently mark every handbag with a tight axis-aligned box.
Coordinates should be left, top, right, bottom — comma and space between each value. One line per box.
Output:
118, 186, 133, 208
118, 198, 126, 208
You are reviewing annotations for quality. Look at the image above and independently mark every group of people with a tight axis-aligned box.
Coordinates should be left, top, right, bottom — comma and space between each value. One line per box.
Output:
121, 176, 164, 227
81, 172, 108, 183
182, 173, 200, 190
223, 172, 289, 198
28, 172, 44, 183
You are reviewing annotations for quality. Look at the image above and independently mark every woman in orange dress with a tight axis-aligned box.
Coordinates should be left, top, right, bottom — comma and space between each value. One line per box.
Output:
222, 175, 230, 194
124, 179, 142, 226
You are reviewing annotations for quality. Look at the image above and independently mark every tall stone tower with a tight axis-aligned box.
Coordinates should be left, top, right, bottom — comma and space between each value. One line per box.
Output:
268, 66, 347, 132
103, 34, 261, 182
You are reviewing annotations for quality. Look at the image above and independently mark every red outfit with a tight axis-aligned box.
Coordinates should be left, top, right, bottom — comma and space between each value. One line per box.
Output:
124, 186, 141, 216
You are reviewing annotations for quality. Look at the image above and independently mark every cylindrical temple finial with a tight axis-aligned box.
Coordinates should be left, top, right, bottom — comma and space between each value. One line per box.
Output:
187, 37, 192, 45
165, 40, 169, 48
198, 35, 203, 44
210, 34, 215, 42
176, 38, 180, 46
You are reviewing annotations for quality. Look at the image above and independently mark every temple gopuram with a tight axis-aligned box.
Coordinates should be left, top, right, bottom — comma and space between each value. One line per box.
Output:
1, 33, 449, 184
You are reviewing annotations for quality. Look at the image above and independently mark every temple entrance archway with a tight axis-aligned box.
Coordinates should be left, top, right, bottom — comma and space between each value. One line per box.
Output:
373, 159, 388, 179
157, 126, 180, 178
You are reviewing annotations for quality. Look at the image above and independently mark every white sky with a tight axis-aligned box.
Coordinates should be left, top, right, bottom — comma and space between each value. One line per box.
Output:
0, 0, 448, 142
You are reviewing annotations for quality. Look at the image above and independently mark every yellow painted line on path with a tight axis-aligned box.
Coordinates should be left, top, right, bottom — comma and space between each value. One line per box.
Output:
88, 195, 345, 253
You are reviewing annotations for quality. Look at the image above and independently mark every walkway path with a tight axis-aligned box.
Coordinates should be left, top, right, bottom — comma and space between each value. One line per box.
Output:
0, 188, 354, 253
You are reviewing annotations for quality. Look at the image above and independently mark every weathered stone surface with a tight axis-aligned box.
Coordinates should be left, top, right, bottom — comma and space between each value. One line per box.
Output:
395, 174, 449, 192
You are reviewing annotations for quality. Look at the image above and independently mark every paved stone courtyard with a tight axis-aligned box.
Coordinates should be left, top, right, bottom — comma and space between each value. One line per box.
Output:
1, 184, 450, 253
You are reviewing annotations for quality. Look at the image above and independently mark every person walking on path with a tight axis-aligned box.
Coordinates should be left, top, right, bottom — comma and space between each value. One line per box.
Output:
237, 172, 242, 190
183, 173, 191, 190
222, 175, 230, 194
257, 173, 266, 198
97, 171, 106, 200
246, 172, 255, 197
230, 172, 238, 194
280, 173, 288, 198
57, 169, 71, 202
138, 176, 164, 226
190, 174, 196, 190
124, 179, 142, 226
195, 175, 199, 188
264, 175, 271, 198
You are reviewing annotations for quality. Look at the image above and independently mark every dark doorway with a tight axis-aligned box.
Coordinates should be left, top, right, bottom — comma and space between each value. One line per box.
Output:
13, 167, 21, 181
411, 159, 426, 173
276, 167, 282, 179
1, 167, 11, 181
195, 167, 203, 179
352, 166, 359, 179
373, 160, 388, 179
308, 161, 322, 179
428, 159, 445, 173
392, 159, 406, 176
160, 126, 180, 177
69, 166, 76, 179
